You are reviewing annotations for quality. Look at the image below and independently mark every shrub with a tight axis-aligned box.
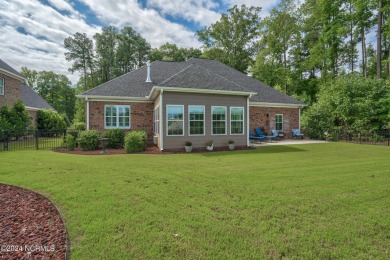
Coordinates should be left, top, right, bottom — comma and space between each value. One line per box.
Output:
78, 130, 100, 151
37, 110, 67, 130
67, 122, 86, 140
69, 122, 86, 131
65, 133, 76, 151
124, 130, 147, 153
102, 129, 125, 149
0, 101, 31, 138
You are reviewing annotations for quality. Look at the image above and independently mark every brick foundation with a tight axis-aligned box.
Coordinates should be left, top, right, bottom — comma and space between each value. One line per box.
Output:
88, 101, 154, 143
249, 106, 300, 138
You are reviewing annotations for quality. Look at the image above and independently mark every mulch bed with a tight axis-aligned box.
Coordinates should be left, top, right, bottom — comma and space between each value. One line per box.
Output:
0, 184, 68, 260
54, 145, 255, 155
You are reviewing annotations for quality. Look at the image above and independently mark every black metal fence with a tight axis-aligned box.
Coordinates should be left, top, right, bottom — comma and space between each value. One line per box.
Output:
0, 129, 68, 151
328, 129, 390, 146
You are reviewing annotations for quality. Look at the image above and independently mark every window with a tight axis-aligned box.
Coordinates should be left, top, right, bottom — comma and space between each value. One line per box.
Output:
189, 106, 205, 135
276, 114, 283, 131
167, 105, 184, 136
153, 106, 160, 135
104, 105, 130, 129
212, 106, 226, 135
230, 107, 244, 134
0, 78, 4, 95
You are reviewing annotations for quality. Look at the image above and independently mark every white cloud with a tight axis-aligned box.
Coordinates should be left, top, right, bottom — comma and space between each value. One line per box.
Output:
78, 0, 202, 48
223, 0, 278, 17
0, 0, 100, 84
147, 0, 221, 26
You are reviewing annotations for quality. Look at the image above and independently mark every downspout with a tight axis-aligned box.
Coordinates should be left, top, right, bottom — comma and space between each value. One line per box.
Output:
298, 107, 301, 130
159, 90, 163, 151
86, 97, 90, 130
247, 95, 251, 147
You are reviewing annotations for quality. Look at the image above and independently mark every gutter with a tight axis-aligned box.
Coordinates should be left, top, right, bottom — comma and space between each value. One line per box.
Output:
0, 69, 25, 82
250, 102, 306, 108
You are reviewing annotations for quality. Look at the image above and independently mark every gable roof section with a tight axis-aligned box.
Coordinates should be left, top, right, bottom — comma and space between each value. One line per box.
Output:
82, 61, 187, 97
187, 58, 303, 105
80, 58, 304, 106
21, 84, 55, 111
0, 59, 23, 79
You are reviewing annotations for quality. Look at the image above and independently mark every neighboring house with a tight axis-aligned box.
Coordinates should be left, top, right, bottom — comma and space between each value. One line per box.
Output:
0, 59, 55, 124
77, 58, 305, 150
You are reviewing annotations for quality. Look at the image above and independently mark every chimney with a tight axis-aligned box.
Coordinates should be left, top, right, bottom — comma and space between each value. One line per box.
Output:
146, 61, 152, 83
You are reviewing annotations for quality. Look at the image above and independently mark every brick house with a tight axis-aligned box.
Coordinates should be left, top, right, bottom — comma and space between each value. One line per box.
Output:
77, 58, 305, 150
0, 59, 55, 123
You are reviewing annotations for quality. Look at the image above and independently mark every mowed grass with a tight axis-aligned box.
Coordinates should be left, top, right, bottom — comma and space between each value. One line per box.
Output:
0, 143, 389, 259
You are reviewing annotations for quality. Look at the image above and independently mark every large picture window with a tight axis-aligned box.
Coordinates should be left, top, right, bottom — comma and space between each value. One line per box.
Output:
230, 107, 244, 134
212, 106, 226, 135
104, 105, 130, 129
167, 105, 184, 136
276, 114, 283, 131
188, 105, 205, 135
0, 78, 4, 95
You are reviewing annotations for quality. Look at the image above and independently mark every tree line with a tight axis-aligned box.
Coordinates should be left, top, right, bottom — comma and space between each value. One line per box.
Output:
21, 2, 388, 133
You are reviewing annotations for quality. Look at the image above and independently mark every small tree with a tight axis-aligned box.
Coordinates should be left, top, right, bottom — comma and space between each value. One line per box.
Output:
37, 110, 67, 130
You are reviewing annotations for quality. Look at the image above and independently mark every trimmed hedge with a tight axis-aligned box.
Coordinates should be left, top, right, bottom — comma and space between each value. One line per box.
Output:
37, 110, 67, 130
102, 129, 125, 149
65, 134, 76, 151
78, 130, 100, 151
124, 130, 147, 153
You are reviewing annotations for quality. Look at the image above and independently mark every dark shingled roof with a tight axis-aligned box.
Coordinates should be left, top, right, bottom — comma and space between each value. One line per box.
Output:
81, 58, 304, 105
21, 84, 55, 111
0, 59, 23, 77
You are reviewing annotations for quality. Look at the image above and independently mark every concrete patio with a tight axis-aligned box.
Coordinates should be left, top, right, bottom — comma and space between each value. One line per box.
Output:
251, 139, 328, 147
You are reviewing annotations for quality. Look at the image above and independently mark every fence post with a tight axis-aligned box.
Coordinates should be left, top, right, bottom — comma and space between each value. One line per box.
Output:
35, 130, 39, 150
3, 130, 8, 151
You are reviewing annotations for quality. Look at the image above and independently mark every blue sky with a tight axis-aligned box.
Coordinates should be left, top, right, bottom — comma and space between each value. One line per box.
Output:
0, 0, 278, 83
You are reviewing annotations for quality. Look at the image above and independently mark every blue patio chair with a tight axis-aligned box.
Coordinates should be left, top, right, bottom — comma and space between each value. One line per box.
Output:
249, 131, 265, 143
254, 128, 276, 142
271, 130, 283, 140
292, 129, 304, 139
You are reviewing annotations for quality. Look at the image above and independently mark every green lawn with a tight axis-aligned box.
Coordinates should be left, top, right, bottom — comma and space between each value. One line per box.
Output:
1, 143, 389, 259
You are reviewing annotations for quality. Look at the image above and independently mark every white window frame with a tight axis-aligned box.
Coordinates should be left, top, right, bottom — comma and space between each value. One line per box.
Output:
230, 107, 244, 135
104, 105, 131, 129
166, 105, 184, 136
276, 114, 283, 131
0, 78, 4, 95
153, 106, 160, 135
211, 106, 227, 135
188, 105, 205, 136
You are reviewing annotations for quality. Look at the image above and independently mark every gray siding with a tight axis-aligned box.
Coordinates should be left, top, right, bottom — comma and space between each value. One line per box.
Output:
161, 92, 248, 150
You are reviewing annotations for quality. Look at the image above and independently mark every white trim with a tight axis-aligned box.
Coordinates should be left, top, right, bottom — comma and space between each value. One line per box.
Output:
0, 69, 25, 82
86, 97, 90, 130
159, 93, 163, 150
148, 86, 256, 100
25, 106, 55, 112
188, 105, 205, 136
0, 77, 4, 96
76, 95, 152, 103
275, 114, 283, 131
211, 106, 227, 135
299, 108, 301, 130
246, 97, 250, 147
250, 102, 305, 108
103, 105, 131, 129
230, 106, 245, 135
166, 104, 184, 136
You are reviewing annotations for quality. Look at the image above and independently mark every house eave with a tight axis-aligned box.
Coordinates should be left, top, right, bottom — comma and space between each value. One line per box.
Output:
0, 68, 25, 81
250, 102, 305, 108
25, 106, 56, 112
148, 86, 257, 100
75, 95, 153, 103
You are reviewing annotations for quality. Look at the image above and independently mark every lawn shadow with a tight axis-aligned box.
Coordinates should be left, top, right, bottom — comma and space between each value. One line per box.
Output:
200, 145, 307, 157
